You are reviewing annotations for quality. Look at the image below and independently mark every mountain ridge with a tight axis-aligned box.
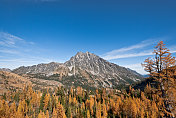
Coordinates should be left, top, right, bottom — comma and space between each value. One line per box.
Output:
3, 52, 143, 89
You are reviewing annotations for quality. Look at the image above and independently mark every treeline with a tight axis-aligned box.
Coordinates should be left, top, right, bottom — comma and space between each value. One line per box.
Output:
0, 41, 175, 118
0, 84, 167, 118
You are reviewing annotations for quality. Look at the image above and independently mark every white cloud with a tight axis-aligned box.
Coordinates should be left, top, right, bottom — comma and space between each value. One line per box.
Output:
0, 32, 53, 69
103, 48, 176, 60
102, 38, 168, 60
0, 57, 51, 63
123, 63, 148, 75
171, 50, 176, 53
122, 48, 176, 75
103, 38, 161, 56
169, 46, 176, 54
0, 49, 20, 54
0, 32, 24, 47
0, 32, 34, 56
103, 51, 153, 60
101, 38, 173, 74
0, 57, 53, 69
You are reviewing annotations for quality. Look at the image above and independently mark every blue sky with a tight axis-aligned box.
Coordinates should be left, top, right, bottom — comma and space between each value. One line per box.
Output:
0, 0, 176, 74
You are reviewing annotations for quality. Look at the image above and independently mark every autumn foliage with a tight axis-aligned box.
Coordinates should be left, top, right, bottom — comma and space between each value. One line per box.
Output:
142, 41, 176, 117
0, 41, 175, 118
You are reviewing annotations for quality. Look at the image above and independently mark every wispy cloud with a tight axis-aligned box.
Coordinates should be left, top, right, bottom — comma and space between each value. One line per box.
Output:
102, 38, 176, 75
103, 47, 176, 60
0, 32, 24, 47
169, 46, 176, 54
105, 38, 161, 55
122, 48, 176, 75
0, 49, 20, 54
102, 38, 165, 60
0, 32, 33, 56
104, 51, 153, 60
123, 63, 147, 75
0, 57, 53, 69
0, 32, 52, 69
104, 39, 153, 56
0, 57, 52, 63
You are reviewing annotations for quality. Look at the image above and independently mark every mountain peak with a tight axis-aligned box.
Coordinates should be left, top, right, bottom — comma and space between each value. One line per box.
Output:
13, 52, 143, 89
75, 51, 95, 56
66, 51, 100, 64
76, 51, 84, 55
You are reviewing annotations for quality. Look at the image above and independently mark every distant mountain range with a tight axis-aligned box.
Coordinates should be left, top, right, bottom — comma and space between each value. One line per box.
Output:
0, 52, 143, 90
0, 68, 11, 72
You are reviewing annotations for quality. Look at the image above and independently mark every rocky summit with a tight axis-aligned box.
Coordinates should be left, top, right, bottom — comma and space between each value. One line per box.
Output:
10, 52, 143, 90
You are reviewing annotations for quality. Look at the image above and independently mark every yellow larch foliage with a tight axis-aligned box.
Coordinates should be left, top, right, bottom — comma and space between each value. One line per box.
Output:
44, 93, 50, 110
10, 101, 16, 118
56, 103, 66, 118
114, 97, 122, 116
52, 107, 57, 118
31, 91, 38, 107
151, 101, 158, 118
96, 101, 101, 118
46, 110, 49, 118
16, 100, 24, 118
85, 99, 90, 109
130, 98, 137, 118
38, 111, 43, 118
54, 95, 59, 105
27, 85, 33, 99
140, 107, 145, 118
81, 102, 85, 110
68, 94, 72, 104
73, 97, 77, 105
90, 96, 94, 115
4, 102, 10, 118
76, 86, 82, 97
25, 114, 29, 118
42, 111, 46, 118
37, 91, 42, 107
87, 109, 90, 118
70, 87, 73, 96
109, 98, 116, 115
102, 99, 107, 118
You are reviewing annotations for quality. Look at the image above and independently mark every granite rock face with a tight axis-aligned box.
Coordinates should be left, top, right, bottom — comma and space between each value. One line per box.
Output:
12, 52, 143, 89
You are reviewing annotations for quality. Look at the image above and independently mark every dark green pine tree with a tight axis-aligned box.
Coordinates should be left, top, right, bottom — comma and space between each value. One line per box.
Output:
66, 106, 72, 118
39, 89, 47, 111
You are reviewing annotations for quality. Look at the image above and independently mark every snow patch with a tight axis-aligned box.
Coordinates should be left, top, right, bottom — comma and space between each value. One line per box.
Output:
68, 73, 73, 76
68, 66, 73, 71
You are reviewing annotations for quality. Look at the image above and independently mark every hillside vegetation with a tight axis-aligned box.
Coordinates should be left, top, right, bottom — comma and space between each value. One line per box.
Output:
0, 41, 176, 118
